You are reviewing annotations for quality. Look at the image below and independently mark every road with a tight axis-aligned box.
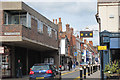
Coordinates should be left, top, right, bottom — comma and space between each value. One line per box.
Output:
61, 70, 81, 80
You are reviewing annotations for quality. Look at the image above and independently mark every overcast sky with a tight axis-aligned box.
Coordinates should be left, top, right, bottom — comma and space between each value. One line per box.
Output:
1, 0, 99, 46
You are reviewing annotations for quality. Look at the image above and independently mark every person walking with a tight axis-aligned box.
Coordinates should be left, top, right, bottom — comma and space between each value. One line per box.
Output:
73, 62, 76, 69
68, 61, 71, 71
70, 60, 73, 70
16, 59, 22, 78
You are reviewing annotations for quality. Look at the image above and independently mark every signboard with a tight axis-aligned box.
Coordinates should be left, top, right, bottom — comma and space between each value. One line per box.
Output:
80, 31, 93, 38
74, 52, 78, 56
0, 47, 4, 54
98, 46, 107, 50
4, 32, 20, 36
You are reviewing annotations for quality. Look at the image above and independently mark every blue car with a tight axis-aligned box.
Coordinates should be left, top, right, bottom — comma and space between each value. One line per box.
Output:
29, 63, 61, 80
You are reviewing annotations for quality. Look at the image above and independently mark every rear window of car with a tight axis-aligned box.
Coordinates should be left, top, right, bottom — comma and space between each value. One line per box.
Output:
32, 65, 49, 70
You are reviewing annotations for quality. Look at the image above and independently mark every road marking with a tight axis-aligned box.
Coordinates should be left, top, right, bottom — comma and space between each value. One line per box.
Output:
73, 73, 88, 80
61, 70, 79, 76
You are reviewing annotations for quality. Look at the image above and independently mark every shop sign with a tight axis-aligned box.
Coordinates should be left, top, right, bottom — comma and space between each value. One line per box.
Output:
4, 32, 20, 35
0, 47, 4, 54
98, 46, 107, 50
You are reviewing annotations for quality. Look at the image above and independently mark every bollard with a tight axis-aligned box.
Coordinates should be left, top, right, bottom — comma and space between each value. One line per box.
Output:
91, 65, 93, 74
80, 67, 83, 80
84, 66, 86, 79
88, 65, 90, 76
96, 65, 97, 71
99, 64, 100, 70
93, 65, 95, 73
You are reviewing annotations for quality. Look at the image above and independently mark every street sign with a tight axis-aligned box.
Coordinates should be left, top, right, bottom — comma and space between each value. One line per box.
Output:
98, 46, 107, 50
74, 52, 78, 56
80, 31, 93, 38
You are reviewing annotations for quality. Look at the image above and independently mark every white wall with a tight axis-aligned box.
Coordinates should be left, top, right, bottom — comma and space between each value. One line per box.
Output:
60, 39, 65, 54
99, 3, 119, 32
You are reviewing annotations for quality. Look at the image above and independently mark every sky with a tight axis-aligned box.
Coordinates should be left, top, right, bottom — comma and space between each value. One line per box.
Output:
1, 0, 99, 46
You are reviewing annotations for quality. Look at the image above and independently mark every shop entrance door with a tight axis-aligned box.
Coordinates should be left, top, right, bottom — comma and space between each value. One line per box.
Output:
2, 53, 11, 77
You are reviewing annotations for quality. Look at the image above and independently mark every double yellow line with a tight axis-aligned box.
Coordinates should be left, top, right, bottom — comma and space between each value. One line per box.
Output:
73, 73, 88, 80
61, 70, 79, 76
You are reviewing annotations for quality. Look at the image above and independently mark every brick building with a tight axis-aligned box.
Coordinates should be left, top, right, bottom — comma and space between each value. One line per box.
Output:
0, 2, 59, 78
57, 18, 77, 70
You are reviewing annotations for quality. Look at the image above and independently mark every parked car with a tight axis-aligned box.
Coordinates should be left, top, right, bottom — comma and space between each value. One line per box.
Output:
29, 63, 61, 80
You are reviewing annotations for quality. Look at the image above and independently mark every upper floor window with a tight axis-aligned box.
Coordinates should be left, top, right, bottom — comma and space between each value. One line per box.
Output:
37, 20, 43, 33
26, 13, 31, 28
48, 26, 52, 37
3, 11, 27, 27
4, 12, 8, 24
55, 30, 57, 40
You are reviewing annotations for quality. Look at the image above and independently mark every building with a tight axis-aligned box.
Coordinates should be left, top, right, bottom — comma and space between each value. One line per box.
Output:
75, 35, 82, 64
0, 2, 59, 78
97, 0, 120, 32
97, 0, 120, 78
81, 39, 98, 64
57, 18, 77, 70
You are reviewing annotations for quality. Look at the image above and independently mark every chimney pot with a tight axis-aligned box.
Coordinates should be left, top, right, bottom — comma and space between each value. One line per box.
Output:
55, 19, 57, 24
59, 18, 61, 22
53, 19, 54, 23
89, 41, 93, 46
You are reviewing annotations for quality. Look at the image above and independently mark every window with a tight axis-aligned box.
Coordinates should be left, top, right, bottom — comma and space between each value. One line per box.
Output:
4, 11, 26, 26
4, 12, 8, 24
55, 30, 57, 40
48, 26, 52, 37
37, 20, 43, 33
27, 12, 31, 28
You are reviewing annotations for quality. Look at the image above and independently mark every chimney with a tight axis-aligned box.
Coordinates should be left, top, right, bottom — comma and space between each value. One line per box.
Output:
53, 19, 54, 23
55, 19, 57, 24
84, 39, 87, 44
59, 17, 61, 22
89, 41, 93, 46
66, 24, 70, 32
58, 17, 62, 32
71, 28, 73, 34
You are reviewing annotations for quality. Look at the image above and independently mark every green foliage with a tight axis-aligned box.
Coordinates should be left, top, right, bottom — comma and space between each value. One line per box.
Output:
104, 64, 110, 73
104, 61, 120, 74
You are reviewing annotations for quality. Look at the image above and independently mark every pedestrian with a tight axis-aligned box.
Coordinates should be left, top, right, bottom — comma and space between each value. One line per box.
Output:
16, 59, 22, 78
73, 62, 76, 69
68, 61, 71, 71
70, 60, 73, 70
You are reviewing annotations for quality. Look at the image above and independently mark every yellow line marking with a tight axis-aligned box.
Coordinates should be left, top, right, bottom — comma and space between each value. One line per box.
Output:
61, 70, 79, 76
73, 73, 88, 80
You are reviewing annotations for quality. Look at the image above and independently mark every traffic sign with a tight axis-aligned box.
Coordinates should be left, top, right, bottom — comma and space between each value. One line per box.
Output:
98, 46, 107, 50
74, 52, 78, 56
80, 31, 93, 38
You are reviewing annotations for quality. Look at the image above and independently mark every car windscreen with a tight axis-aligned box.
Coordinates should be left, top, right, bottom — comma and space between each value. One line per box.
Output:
32, 65, 49, 71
